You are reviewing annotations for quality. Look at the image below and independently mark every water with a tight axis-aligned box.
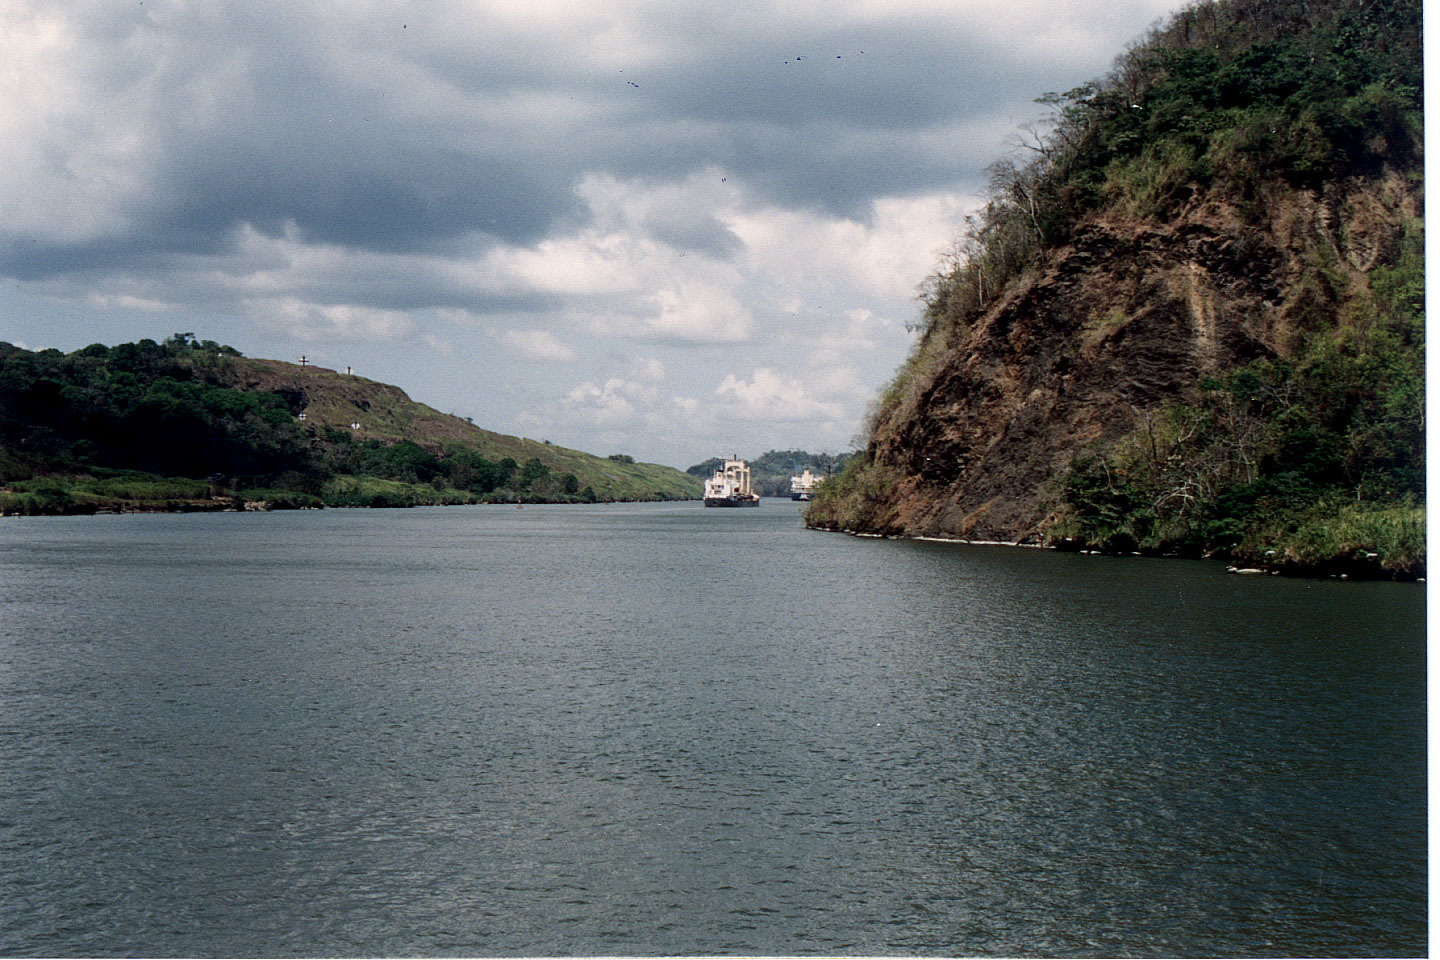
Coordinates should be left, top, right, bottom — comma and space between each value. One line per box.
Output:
0, 501, 1425, 957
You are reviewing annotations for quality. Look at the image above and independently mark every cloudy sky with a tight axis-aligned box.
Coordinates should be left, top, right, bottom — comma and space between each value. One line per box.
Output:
1, 0, 1185, 468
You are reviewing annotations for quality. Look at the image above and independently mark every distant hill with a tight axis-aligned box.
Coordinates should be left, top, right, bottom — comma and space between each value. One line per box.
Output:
0, 335, 701, 513
687, 449, 853, 497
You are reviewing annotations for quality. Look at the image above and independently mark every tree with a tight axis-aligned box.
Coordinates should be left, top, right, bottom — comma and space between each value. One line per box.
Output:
519, 457, 550, 489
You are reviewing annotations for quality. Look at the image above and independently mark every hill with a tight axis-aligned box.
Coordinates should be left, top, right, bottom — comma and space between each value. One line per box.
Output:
806, 0, 1423, 578
686, 449, 853, 497
0, 335, 701, 513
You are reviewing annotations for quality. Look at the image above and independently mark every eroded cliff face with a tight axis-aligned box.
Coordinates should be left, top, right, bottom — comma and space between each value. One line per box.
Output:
824, 171, 1417, 542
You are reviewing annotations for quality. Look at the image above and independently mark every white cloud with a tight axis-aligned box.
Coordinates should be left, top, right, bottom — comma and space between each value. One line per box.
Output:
629, 356, 667, 381
0, 7, 153, 243
472, 171, 755, 344
480, 234, 641, 298
500, 328, 577, 362
423, 333, 455, 354
85, 293, 178, 313
631, 284, 751, 344
714, 368, 845, 423
264, 298, 415, 342
731, 189, 972, 307
563, 376, 669, 427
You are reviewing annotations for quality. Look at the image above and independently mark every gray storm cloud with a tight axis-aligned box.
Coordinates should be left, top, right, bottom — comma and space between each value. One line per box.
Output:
0, 0, 1175, 274
0, 0, 1185, 465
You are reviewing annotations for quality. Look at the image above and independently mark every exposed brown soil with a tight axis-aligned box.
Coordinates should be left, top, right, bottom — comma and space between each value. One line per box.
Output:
827, 172, 1418, 542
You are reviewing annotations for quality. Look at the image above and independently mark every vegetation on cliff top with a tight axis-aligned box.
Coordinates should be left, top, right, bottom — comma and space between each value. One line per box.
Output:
0, 335, 700, 513
808, 0, 1423, 577
918, 0, 1419, 336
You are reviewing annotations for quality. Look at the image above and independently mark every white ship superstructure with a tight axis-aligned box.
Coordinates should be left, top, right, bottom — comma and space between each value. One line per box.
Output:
789, 468, 823, 501
703, 457, 760, 507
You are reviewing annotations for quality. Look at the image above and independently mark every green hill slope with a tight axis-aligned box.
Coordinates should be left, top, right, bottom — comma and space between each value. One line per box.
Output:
806, 0, 1423, 578
0, 336, 700, 513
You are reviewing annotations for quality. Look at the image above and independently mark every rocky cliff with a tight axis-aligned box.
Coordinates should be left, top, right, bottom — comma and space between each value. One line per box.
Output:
807, 0, 1423, 577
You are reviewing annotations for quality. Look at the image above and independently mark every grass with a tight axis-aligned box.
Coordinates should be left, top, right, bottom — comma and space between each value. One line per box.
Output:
1081, 307, 1131, 349
803, 457, 902, 533
0, 460, 696, 516
320, 475, 477, 508
80, 475, 209, 500
1236, 498, 1426, 577
0, 472, 212, 515
232, 357, 702, 502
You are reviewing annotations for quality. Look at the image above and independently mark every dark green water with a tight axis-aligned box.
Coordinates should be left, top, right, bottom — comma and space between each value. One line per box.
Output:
0, 501, 1426, 956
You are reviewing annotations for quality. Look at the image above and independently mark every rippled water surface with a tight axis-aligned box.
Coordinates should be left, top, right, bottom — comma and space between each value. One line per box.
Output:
0, 501, 1426, 956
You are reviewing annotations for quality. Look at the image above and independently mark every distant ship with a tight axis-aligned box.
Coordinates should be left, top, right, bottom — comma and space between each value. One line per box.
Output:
703, 457, 760, 507
789, 467, 823, 501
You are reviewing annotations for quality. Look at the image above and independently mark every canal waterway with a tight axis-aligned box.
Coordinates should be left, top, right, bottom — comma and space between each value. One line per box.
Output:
0, 501, 1426, 956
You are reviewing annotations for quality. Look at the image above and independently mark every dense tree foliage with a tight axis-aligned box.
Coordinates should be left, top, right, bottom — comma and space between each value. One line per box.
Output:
0, 336, 623, 511
920, 0, 1421, 335
0, 335, 309, 481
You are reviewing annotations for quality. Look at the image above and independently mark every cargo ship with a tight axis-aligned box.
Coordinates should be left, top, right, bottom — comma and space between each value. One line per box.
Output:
789, 468, 823, 501
703, 457, 760, 507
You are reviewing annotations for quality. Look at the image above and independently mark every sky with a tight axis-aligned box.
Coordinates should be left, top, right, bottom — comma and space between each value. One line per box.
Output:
0, 0, 1187, 469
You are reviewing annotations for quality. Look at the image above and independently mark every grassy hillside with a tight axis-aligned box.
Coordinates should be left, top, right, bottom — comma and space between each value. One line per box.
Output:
0, 335, 700, 513
807, 0, 1423, 578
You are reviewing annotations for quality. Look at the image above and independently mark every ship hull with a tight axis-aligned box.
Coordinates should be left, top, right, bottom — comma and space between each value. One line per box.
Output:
704, 496, 759, 507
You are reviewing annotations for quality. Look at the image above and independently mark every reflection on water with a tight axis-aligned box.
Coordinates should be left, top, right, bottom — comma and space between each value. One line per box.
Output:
0, 502, 1425, 956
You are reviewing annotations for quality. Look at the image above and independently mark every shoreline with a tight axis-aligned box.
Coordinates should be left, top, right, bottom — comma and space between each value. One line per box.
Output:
1, 495, 701, 518
805, 523, 1425, 583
